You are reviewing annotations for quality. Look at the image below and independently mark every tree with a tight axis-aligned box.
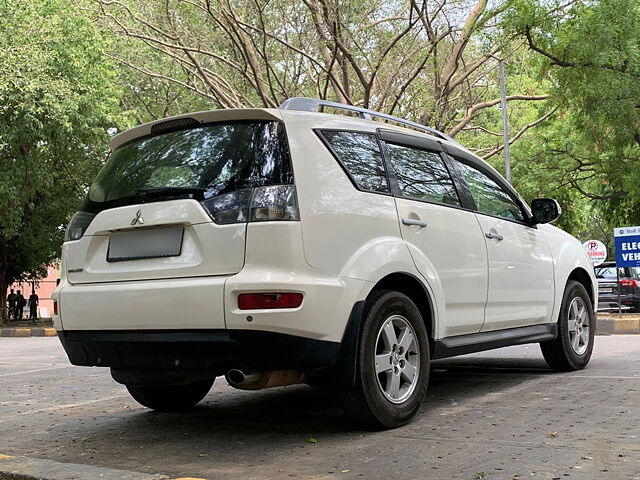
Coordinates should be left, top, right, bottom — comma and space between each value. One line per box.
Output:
0, 0, 127, 322
507, 0, 640, 235
95, 0, 551, 137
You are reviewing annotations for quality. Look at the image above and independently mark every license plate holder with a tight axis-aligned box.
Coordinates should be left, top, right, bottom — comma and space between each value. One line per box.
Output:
107, 226, 184, 262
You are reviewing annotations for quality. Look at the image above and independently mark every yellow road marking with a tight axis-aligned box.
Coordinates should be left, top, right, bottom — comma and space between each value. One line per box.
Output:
0, 454, 13, 459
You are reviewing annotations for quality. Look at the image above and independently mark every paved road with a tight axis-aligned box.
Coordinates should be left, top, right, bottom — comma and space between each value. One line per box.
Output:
1, 336, 639, 480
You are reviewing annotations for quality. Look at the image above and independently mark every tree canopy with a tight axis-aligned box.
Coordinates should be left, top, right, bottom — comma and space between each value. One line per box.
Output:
0, 0, 127, 320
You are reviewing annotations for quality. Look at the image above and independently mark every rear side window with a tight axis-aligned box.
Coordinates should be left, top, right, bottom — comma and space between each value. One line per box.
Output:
386, 143, 460, 206
318, 130, 389, 193
453, 160, 525, 222
83, 121, 292, 213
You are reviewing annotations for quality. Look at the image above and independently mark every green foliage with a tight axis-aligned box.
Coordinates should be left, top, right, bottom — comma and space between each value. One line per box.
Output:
0, 0, 127, 319
505, 0, 640, 238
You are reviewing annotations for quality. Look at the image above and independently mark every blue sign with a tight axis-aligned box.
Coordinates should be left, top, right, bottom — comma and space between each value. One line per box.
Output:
614, 226, 640, 267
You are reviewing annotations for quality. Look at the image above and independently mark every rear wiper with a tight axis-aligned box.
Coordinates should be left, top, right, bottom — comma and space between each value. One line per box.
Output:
137, 186, 207, 199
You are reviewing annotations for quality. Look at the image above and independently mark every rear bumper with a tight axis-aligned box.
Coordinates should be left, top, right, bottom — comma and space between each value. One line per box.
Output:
58, 329, 340, 373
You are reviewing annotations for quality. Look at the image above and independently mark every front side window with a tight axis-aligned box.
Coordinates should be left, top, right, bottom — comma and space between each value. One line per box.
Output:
318, 130, 389, 193
386, 144, 460, 206
454, 160, 525, 222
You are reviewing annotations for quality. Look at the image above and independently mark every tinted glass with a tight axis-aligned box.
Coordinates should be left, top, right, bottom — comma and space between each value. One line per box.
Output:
454, 160, 524, 222
387, 144, 460, 206
83, 122, 292, 213
319, 130, 389, 193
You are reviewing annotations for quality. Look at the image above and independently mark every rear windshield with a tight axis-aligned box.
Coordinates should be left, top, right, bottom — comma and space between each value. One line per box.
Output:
81, 121, 292, 213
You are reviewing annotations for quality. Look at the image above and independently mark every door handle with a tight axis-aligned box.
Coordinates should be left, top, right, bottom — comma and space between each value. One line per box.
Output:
485, 232, 504, 241
402, 218, 427, 228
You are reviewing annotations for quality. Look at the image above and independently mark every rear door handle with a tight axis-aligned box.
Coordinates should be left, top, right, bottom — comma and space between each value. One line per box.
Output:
485, 232, 504, 241
402, 218, 427, 228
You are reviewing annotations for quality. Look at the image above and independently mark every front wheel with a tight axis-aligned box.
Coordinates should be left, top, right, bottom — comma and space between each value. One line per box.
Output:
339, 290, 430, 429
126, 378, 214, 412
540, 280, 595, 371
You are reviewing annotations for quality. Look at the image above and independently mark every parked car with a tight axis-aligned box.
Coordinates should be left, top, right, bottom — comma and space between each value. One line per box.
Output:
594, 261, 640, 312
53, 97, 596, 429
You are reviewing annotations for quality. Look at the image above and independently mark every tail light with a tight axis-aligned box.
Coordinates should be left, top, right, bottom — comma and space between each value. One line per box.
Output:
238, 293, 303, 310
619, 279, 639, 287
201, 185, 299, 225
53, 301, 58, 315
64, 211, 96, 241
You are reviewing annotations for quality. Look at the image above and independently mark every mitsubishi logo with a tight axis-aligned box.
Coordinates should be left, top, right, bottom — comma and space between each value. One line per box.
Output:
131, 209, 144, 226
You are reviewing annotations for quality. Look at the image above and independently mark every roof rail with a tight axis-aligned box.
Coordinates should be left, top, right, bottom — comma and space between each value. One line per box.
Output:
279, 97, 459, 145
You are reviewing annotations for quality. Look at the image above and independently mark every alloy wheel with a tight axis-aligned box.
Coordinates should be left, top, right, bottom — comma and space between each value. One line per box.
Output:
568, 296, 590, 355
374, 314, 420, 404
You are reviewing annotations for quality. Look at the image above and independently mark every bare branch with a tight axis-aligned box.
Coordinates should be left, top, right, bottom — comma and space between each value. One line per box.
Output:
448, 94, 550, 137
481, 108, 558, 160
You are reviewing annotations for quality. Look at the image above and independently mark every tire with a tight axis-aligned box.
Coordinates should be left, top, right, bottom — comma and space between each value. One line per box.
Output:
540, 280, 595, 371
339, 290, 430, 429
126, 378, 214, 412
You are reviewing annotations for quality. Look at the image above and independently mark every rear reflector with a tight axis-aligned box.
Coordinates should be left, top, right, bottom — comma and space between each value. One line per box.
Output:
238, 293, 303, 310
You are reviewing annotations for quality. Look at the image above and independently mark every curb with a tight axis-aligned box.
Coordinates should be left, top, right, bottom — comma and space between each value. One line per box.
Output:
0, 455, 177, 480
0, 327, 57, 338
1, 320, 637, 338
596, 317, 640, 335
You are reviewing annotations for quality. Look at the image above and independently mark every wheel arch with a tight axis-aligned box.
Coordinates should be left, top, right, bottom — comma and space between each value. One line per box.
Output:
567, 267, 595, 309
368, 272, 435, 346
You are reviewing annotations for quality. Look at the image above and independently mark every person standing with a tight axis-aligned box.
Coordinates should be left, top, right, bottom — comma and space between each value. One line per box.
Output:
15, 290, 26, 321
28, 290, 39, 322
7, 289, 17, 321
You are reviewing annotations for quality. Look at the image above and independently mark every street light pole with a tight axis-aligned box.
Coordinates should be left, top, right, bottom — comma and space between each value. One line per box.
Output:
498, 59, 511, 183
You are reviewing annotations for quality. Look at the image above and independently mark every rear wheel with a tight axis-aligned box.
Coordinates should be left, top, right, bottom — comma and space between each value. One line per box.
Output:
540, 280, 595, 371
126, 378, 214, 412
339, 290, 430, 429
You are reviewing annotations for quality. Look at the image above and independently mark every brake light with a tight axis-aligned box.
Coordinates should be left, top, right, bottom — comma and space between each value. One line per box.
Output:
64, 211, 96, 241
619, 279, 638, 287
53, 301, 58, 315
238, 293, 303, 310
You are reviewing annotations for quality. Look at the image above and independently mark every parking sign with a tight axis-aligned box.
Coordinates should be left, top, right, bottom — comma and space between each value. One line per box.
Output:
583, 240, 607, 266
614, 226, 640, 267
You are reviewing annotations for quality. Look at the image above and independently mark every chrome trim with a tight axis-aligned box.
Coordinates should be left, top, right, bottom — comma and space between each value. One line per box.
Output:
402, 218, 427, 228
485, 232, 504, 241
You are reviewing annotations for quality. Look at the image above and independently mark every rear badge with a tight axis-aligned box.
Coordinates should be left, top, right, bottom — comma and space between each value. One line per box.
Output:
131, 209, 144, 226
67, 268, 83, 273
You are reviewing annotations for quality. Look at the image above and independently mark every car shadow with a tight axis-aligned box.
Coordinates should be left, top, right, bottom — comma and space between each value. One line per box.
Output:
91, 353, 554, 436
41, 352, 559, 476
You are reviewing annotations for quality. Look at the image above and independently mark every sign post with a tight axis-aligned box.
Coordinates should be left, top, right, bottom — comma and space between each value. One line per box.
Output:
613, 226, 640, 314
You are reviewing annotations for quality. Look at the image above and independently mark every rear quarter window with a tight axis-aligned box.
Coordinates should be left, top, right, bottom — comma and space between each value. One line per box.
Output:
317, 130, 389, 193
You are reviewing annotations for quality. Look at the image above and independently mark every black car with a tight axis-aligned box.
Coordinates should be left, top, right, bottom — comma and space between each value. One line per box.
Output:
594, 262, 640, 312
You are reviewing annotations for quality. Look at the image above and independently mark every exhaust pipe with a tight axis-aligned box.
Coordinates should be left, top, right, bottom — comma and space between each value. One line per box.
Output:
226, 369, 304, 390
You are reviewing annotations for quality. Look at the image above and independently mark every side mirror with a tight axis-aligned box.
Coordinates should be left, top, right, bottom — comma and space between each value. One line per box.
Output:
531, 198, 562, 225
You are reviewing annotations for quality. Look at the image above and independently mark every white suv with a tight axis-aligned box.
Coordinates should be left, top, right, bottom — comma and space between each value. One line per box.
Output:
53, 98, 596, 429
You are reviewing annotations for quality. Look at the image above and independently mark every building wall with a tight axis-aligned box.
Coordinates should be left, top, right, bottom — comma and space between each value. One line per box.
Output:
7, 265, 59, 319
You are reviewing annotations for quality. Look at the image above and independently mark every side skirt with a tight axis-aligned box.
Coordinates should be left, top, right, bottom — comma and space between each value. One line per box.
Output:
432, 323, 558, 360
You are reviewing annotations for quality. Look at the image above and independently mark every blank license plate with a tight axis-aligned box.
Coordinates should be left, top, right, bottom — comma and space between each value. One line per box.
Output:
599, 288, 613, 294
107, 226, 184, 262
